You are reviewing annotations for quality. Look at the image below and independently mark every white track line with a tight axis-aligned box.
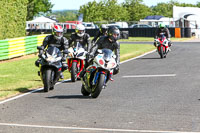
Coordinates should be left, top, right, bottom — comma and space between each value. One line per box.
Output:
120, 49, 156, 64
123, 74, 176, 78
0, 50, 156, 104
0, 123, 199, 133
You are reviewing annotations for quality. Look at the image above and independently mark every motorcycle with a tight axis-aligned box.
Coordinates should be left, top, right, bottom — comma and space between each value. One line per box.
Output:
155, 33, 169, 59
67, 42, 87, 82
37, 45, 62, 92
81, 48, 117, 98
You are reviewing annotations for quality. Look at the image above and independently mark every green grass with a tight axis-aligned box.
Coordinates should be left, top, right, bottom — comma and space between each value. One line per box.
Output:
0, 44, 155, 99
120, 37, 192, 42
120, 44, 155, 61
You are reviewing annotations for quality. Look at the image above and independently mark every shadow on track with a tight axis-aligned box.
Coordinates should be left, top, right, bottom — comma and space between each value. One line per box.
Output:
46, 95, 91, 99
138, 57, 161, 60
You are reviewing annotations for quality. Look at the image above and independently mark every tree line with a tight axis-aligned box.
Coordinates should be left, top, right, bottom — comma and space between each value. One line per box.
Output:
78, 0, 200, 22
28, 0, 200, 22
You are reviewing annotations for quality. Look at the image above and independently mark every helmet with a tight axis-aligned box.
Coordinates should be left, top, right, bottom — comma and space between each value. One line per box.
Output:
52, 25, 63, 40
159, 23, 165, 29
100, 24, 108, 34
107, 26, 120, 42
75, 24, 85, 37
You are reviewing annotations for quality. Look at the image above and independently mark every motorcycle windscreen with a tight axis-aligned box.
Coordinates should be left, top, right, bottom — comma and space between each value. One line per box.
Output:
46, 46, 62, 57
159, 33, 166, 42
102, 48, 113, 62
73, 42, 84, 50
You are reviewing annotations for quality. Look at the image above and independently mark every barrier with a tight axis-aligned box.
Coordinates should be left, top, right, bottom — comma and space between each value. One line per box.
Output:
0, 34, 48, 61
175, 28, 181, 38
27, 27, 191, 38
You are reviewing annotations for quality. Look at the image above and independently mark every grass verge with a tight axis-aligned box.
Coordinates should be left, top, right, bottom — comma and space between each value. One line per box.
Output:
0, 44, 155, 100
120, 37, 192, 42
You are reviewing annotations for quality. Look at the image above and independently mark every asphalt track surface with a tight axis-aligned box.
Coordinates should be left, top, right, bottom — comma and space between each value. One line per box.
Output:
1, 41, 200, 133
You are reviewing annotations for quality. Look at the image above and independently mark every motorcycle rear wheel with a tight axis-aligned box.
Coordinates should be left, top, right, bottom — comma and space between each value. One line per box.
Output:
91, 73, 105, 98
71, 61, 77, 82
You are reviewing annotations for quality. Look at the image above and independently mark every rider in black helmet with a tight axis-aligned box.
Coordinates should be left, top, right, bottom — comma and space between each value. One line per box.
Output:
80, 26, 120, 79
92, 24, 108, 43
89, 26, 120, 77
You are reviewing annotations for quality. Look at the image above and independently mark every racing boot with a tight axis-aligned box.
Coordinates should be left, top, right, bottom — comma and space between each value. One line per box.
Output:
60, 72, 64, 79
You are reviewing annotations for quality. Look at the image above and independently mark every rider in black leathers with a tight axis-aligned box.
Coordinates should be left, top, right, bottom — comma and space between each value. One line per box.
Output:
92, 24, 108, 43
89, 26, 120, 76
35, 25, 69, 79
68, 24, 92, 54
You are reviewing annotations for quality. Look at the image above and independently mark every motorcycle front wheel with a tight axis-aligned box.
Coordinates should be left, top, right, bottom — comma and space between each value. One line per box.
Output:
81, 84, 90, 96
71, 61, 77, 82
91, 73, 105, 98
159, 46, 164, 59
43, 68, 53, 92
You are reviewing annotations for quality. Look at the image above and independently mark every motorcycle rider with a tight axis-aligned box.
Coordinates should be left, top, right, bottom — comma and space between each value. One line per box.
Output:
154, 23, 172, 51
92, 24, 108, 43
68, 24, 92, 74
81, 26, 120, 80
68, 24, 92, 52
35, 25, 69, 79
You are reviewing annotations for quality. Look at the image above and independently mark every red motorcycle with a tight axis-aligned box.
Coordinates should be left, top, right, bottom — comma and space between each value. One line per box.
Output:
67, 43, 87, 82
155, 33, 169, 59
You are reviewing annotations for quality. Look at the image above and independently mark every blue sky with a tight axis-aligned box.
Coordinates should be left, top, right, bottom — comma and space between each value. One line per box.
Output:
50, 0, 200, 10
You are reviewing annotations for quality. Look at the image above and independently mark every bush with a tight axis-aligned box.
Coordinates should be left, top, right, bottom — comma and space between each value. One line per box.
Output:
0, 0, 28, 40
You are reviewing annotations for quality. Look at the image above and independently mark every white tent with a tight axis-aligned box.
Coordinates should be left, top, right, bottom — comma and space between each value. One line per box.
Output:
26, 16, 56, 29
30, 16, 56, 23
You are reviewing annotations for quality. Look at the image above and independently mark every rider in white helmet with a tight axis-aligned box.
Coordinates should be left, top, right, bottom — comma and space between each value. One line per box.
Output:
68, 24, 91, 53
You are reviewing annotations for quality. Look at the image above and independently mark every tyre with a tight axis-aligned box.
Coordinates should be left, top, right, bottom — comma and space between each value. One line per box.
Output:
91, 73, 105, 98
81, 84, 90, 96
43, 68, 52, 92
71, 61, 77, 82
50, 71, 55, 90
160, 46, 164, 59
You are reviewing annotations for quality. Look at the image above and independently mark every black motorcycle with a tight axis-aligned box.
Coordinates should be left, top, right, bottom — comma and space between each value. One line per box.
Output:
37, 46, 63, 92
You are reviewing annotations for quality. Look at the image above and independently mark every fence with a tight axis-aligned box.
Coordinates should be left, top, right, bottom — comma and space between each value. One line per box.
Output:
27, 27, 191, 38
0, 34, 48, 61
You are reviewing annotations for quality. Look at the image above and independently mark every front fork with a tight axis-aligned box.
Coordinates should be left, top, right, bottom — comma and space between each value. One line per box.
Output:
67, 59, 84, 75
92, 71, 112, 86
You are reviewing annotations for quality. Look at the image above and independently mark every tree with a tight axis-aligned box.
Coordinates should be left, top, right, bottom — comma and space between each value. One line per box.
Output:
27, 0, 53, 21
123, 0, 152, 21
103, 0, 129, 21
79, 1, 104, 22
151, 0, 197, 18
79, 0, 129, 22
47, 10, 78, 22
